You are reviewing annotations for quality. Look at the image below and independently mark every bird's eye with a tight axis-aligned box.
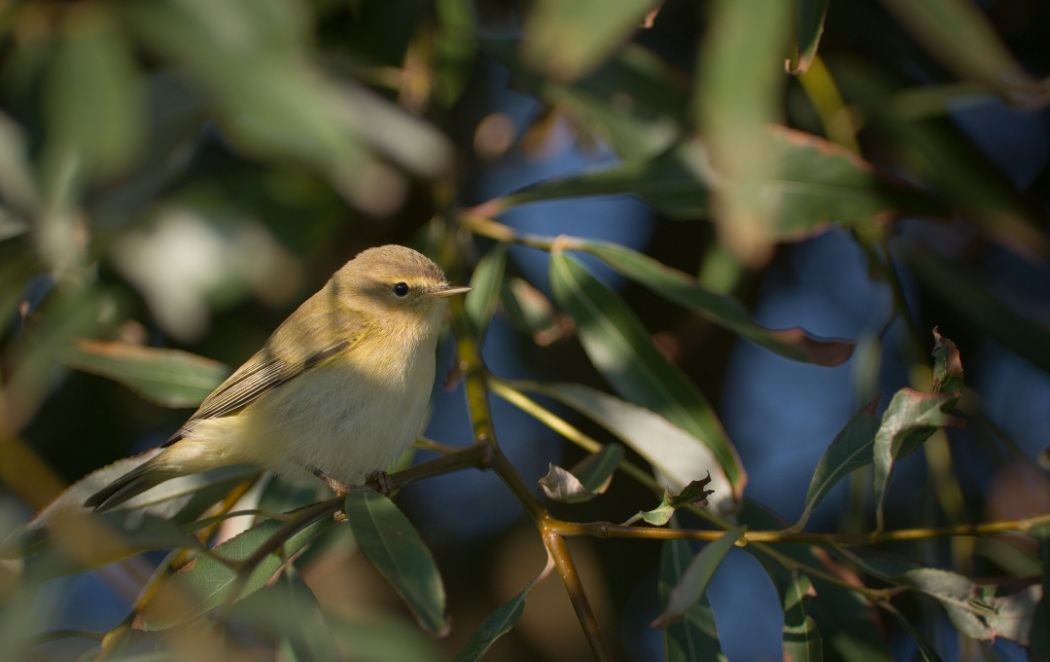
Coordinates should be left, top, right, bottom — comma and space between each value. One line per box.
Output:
393, 282, 410, 297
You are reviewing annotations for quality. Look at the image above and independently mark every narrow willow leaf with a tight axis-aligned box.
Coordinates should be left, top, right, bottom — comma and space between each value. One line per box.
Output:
455, 586, 531, 662
58, 340, 229, 408
793, 398, 881, 530
930, 328, 964, 395
139, 514, 333, 630
500, 277, 565, 345
238, 569, 340, 661
696, 0, 793, 261
524, 381, 735, 514
548, 250, 745, 501
521, 0, 658, 83
577, 239, 854, 366
465, 244, 508, 336
853, 555, 1041, 644
653, 526, 745, 628
345, 490, 449, 636
788, 0, 830, 75
46, 5, 142, 177
782, 573, 823, 662
878, 0, 1043, 104
660, 537, 727, 661
873, 388, 960, 529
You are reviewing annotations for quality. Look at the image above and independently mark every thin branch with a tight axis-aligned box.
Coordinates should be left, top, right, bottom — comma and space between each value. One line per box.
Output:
542, 528, 611, 661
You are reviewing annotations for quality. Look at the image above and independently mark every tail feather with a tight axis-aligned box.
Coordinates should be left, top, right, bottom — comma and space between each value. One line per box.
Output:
84, 459, 182, 511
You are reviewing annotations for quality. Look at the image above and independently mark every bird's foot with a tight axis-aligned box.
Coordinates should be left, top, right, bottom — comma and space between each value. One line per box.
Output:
366, 470, 393, 496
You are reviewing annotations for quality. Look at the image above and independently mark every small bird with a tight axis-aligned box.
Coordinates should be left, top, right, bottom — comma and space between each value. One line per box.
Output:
86, 245, 470, 510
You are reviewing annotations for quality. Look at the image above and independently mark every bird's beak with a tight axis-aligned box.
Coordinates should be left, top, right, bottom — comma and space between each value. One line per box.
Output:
430, 285, 472, 298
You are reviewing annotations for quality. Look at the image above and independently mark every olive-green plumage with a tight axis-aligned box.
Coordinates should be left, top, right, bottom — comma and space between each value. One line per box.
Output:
86, 245, 469, 510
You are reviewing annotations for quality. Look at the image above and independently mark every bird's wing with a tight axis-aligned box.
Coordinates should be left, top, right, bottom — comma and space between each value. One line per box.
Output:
164, 322, 364, 446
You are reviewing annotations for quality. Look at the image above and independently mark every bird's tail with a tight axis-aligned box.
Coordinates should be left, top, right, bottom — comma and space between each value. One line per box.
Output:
84, 456, 182, 511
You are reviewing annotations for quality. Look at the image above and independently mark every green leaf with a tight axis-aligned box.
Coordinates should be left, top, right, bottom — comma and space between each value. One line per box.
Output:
853, 555, 1041, 644
57, 340, 229, 408
878, 0, 1045, 104
455, 588, 527, 662
548, 250, 745, 502
501, 129, 945, 239
793, 398, 881, 530
465, 243, 508, 337
522, 381, 735, 514
577, 238, 854, 366
46, 5, 142, 178
788, 0, 830, 75
538, 444, 623, 504
139, 513, 333, 630
500, 277, 565, 345
782, 572, 823, 662
652, 526, 745, 628
640, 478, 715, 526
695, 0, 793, 261
484, 39, 686, 161
872, 388, 961, 529
521, 0, 658, 83
659, 537, 727, 661
930, 328, 964, 395
344, 490, 449, 636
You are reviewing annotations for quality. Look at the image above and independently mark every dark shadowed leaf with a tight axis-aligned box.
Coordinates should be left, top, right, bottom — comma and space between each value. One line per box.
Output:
660, 537, 727, 661
345, 490, 448, 636
930, 328, 964, 395
793, 398, 881, 530
138, 513, 333, 630
455, 586, 529, 662
878, 0, 1045, 105
548, 250, 745, 502
58, 340, 229, 408
653, 526, 745, 628
881, 601, 944, 662
788, 0, 830, 75
1031, 532, 1050, 658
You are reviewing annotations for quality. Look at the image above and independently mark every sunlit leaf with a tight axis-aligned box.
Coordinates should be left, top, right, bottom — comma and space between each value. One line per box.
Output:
344, 490, 448, 636
58, 340, 229, 408
653, 526, 745, 628
793, 398, 881, 530
524, 381, 736, 514
521, 0, 657, 83
548, 250, 745, 503
660, 537, 727, 661
538, 444, 622, 504
873, 389, 961, 529
853, 555, 1042, 644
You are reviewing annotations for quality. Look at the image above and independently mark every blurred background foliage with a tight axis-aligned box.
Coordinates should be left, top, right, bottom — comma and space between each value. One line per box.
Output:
1, 0, 1049, 659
